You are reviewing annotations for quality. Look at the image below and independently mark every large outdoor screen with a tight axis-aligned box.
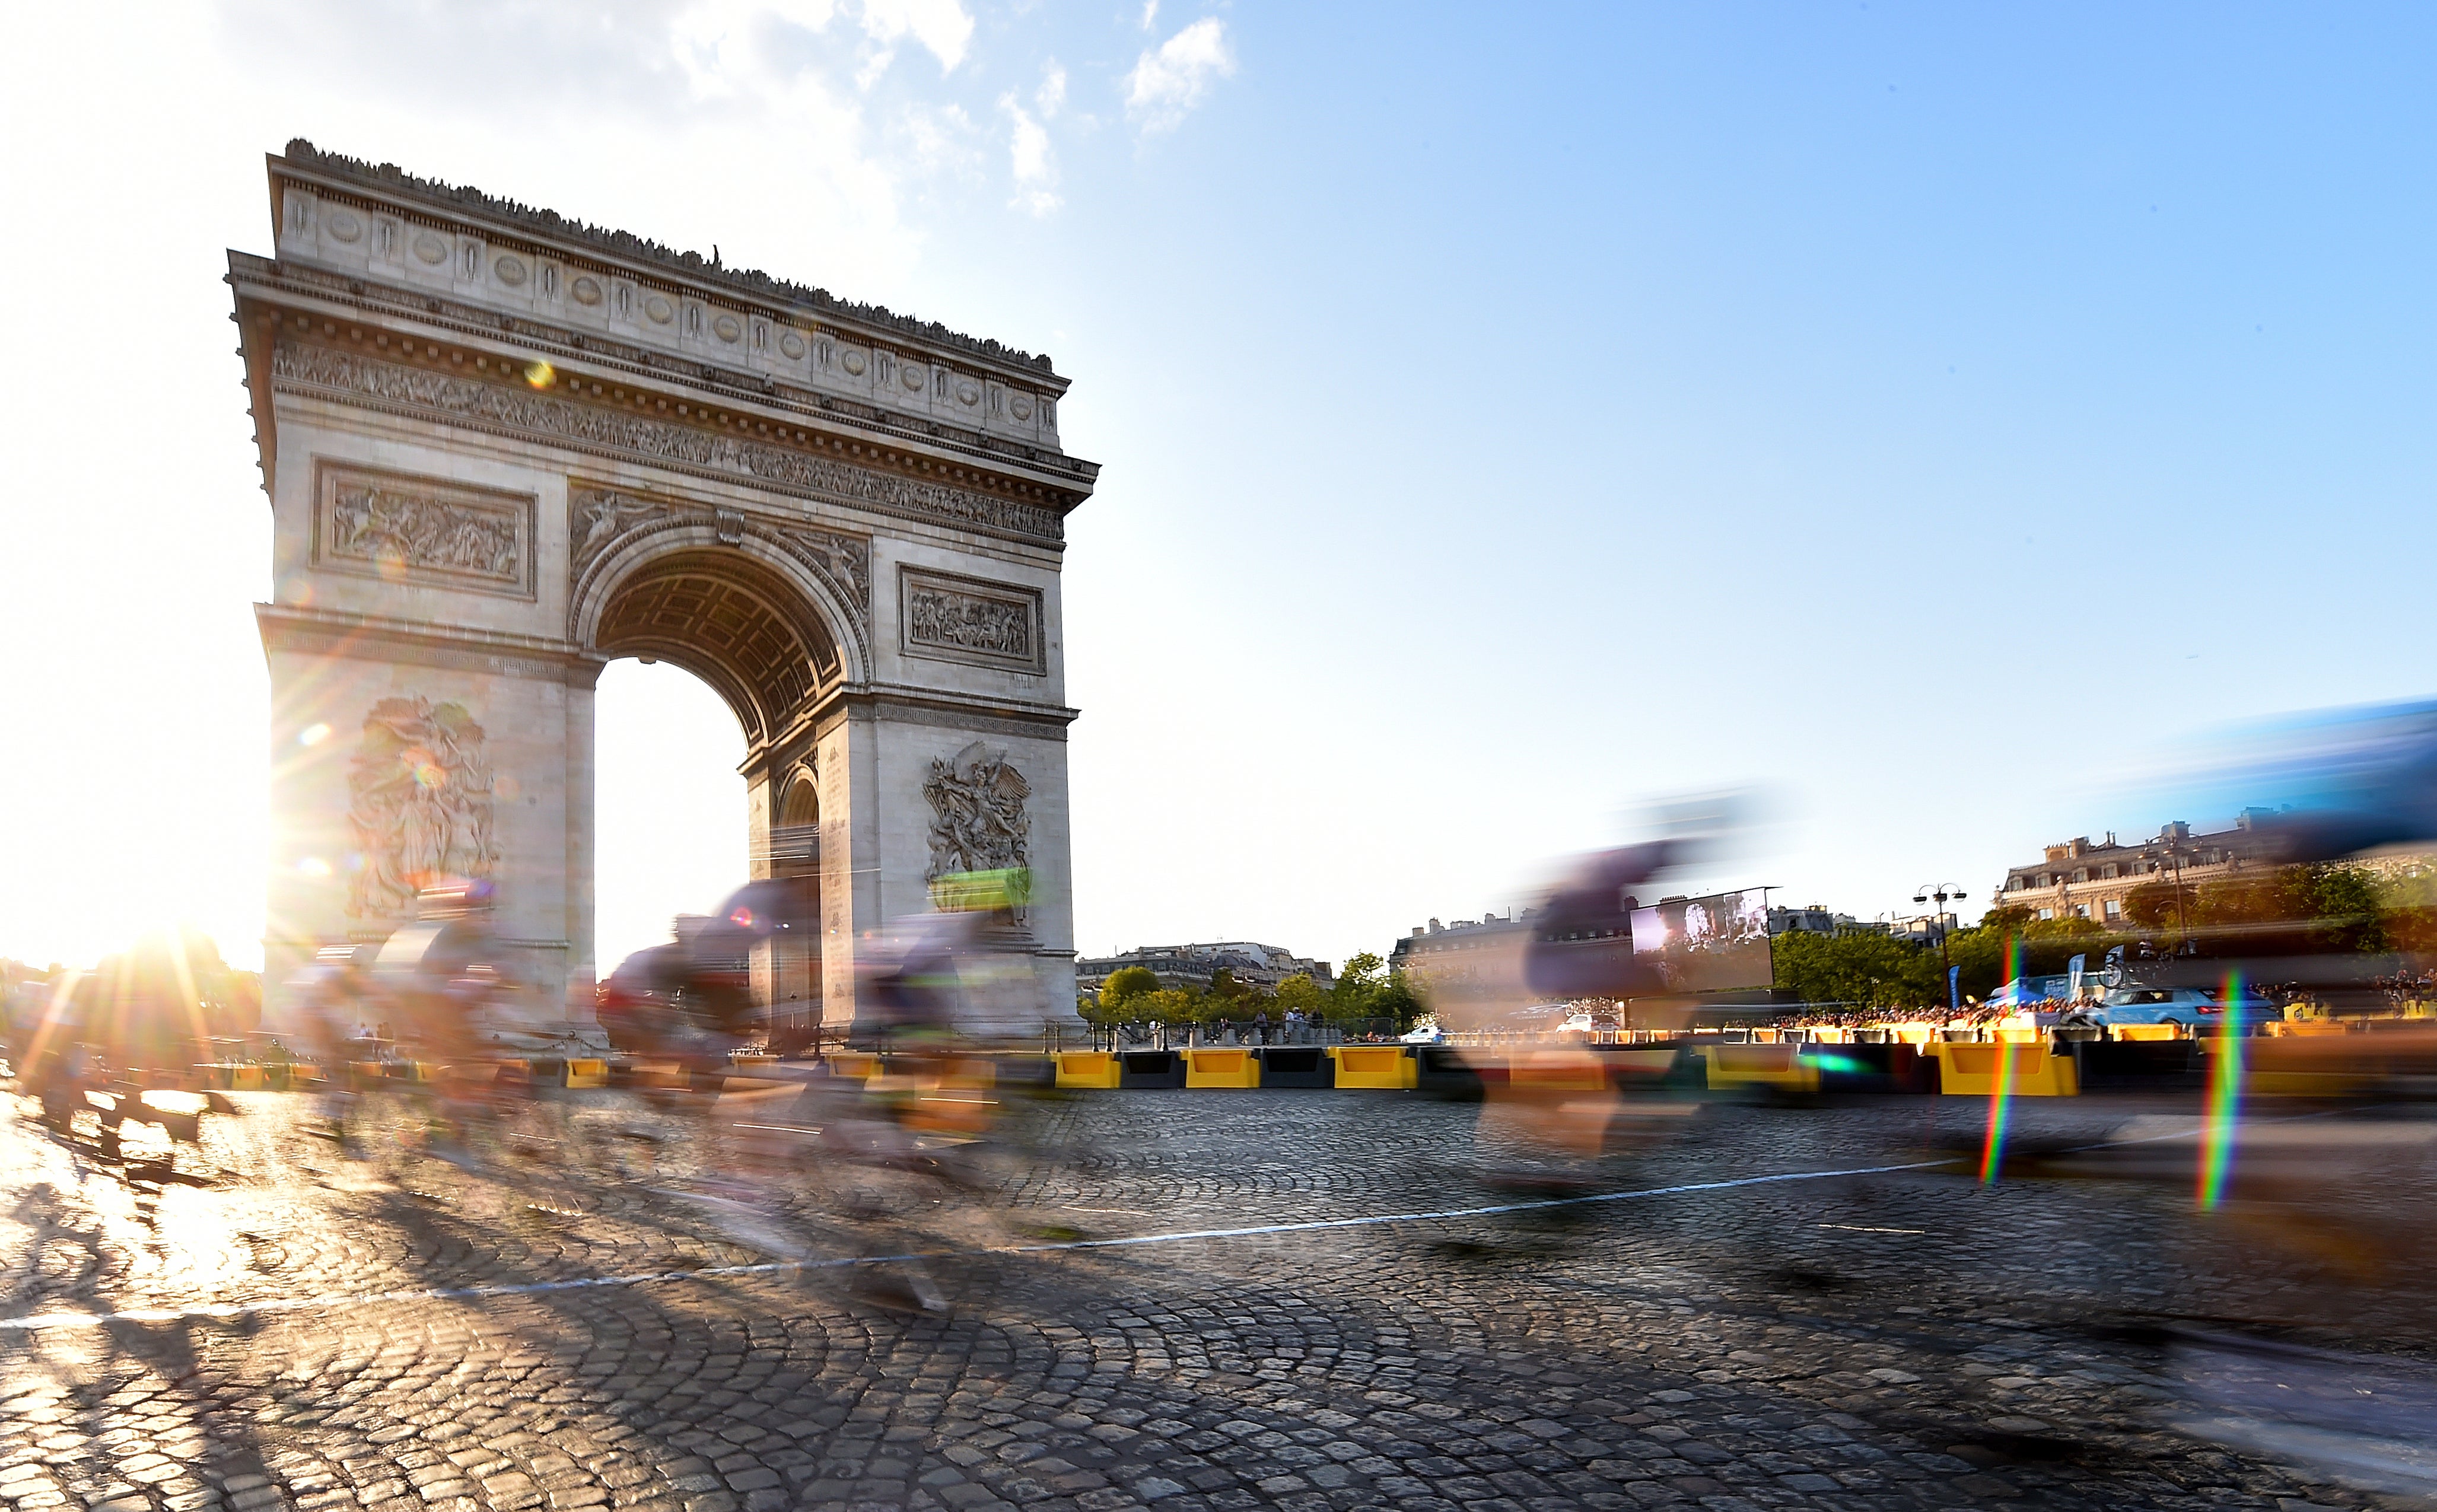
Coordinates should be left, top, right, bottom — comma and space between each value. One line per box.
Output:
1629, 888, 1774, 994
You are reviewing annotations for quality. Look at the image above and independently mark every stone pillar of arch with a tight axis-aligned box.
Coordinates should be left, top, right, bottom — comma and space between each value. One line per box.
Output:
236, 141, 1093, 1040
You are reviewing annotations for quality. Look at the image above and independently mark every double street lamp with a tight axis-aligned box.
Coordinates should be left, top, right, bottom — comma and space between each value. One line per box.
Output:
1913, 883, 1962, 999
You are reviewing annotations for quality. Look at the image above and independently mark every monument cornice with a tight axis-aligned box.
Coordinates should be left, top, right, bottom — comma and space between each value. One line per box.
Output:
271, 141, 1065, 388
793, 684, 1081, 750
254, 603, 607, 687
230, 254, 1096, 505
263, 335, 1072, 549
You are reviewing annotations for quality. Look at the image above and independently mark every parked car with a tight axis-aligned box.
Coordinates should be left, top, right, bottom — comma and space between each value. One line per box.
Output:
2082, 986, 2282, 1028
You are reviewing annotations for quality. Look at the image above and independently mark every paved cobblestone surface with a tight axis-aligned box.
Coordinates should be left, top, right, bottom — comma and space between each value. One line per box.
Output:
4, 1086, 2434, 1512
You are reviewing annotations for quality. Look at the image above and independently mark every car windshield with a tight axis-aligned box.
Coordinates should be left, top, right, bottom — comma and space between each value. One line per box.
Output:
2108, 989, 2175, 1004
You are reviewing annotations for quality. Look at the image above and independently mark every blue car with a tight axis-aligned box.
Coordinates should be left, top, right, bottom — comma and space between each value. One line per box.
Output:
2088, 987, 2280, 1029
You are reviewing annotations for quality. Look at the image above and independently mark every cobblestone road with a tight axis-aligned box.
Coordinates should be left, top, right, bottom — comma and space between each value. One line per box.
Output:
5, 1084, 2434, 1512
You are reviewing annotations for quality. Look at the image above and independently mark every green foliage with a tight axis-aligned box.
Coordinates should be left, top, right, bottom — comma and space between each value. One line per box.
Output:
1274, 973, 1326, 1017
1138, 986, 1206, 1024
2024, 914, 2108, 941
1981, 904, 2035, 932
1943, 925, 2009, 1004
2129, 862, 2389, 953
1100, 966, 1159, 1006
1770, 930, 1943, 1010
1329, 952, 1385, 1018
1367, 972, 1427, 1032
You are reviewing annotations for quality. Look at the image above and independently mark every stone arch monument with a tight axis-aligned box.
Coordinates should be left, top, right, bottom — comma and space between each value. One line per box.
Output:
234, 142, 1093, 1037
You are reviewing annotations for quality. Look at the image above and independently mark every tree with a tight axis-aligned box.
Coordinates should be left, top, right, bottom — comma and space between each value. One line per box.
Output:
1370, 971, 1426, 1033
1327, 952, 1386, 1024
1981, 904, 2035, 932
2023, 914, 2107, 942
1274, 973, 1326, 1018
1771, 930, 1943, 1011
1141, 986, 1207, 1026
1100, 966, 1159, 1009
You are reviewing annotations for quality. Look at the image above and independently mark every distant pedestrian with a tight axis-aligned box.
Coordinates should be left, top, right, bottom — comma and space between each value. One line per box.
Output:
1253, 1010, 1271, 1046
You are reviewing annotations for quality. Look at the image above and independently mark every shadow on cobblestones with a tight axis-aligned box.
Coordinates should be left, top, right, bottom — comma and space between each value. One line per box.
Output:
11, 1091, 2437, 1512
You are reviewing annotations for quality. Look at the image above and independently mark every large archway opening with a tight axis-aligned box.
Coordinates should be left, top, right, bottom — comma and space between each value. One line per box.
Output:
589, 548, 844, 753
585, 545, 844, 1030
592, 659, 747, 979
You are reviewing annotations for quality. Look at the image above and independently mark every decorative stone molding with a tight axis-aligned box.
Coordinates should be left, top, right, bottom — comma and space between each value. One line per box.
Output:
567, 481, 873, 663
922, 741, 1031, 881
257, 604, 603, 686
899, 567, 1045, 676
272, 340, 1066, 545
241, 254, 1097, 496
344, 694, 500, 919
279, 139, 1058, 373
313, 461, 536, 599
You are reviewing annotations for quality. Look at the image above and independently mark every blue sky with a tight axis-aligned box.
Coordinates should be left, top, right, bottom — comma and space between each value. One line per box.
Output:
2, 3, 2433, 972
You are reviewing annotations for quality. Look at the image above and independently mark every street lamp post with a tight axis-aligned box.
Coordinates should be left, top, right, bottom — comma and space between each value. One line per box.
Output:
1913, 883, 1962, 997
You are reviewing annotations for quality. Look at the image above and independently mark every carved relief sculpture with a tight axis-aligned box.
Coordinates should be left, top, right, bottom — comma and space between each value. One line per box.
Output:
568, 484, 873, 631
345, 696, 501, 918
900, 568, 1044, 674
278, 342, 1065, 543
922, 741, 1031, 881
315, 463, 535, 598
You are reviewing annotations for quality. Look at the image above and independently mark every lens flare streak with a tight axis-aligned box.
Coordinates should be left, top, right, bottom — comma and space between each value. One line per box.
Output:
2200, 970, 2247, 1209
1979, 1039, 2016, 1183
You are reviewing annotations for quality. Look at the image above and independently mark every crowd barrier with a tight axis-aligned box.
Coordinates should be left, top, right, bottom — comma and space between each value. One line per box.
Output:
189, 1025, 2437, 1107
1928, 1041, 2079, 1097
1330, 1045, 1418, 1089
1054, 1051, 1123, 1089
1182, 1048, 1262, 1088
1119, 1049, 1188, 1088
1256, 1047, 1335, 1087
1701, 1043, 1819, 1096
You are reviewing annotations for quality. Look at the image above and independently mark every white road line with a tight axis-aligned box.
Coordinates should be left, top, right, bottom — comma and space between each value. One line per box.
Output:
0, 1156, 1956, 1333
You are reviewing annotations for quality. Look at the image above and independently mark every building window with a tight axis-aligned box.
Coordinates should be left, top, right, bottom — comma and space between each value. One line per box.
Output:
2038, 908, 2054, 921
2073, 904, 2091, 918
2073, 868, 2089, 883
2101, 864, 2118, 880
2104, 899, 2123, 921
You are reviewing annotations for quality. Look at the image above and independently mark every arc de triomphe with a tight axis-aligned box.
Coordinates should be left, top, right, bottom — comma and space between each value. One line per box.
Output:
234, 142, 1093, 1036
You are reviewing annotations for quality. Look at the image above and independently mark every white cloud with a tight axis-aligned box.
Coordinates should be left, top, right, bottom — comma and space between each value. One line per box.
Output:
1001, 91, 1060, 215
1125, 16, 1233, 133
1139, 0, 1158, 30
673, 0, 841, 100
857, 0, 973, 74
898, 100, 984, 176
1036, 59, 1067, 119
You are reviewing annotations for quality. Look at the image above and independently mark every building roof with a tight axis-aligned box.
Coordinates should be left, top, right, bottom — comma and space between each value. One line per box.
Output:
278, 140, 1055, 374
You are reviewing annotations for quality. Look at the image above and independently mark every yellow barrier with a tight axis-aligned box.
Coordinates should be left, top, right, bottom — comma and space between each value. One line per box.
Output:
1705, 1043, 1820, 1094
1329, 1045, 1417, 1090
1931, 1042, 2079, 1096
2113, 1024, 2184, 1042
1602, 1046, 1684, 1081
1183, 1048, 1261, 1088
827, 1052, 884, 1080
348, 1061, 389, 1085
728, 1053, 781, 1069
1055, 1051, 1124, 1089
201, 1064, 266, 1091
1992, 1026, 2045, 1043
1507, 1051, 1610, 1093
565, 1058, 608, 1089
